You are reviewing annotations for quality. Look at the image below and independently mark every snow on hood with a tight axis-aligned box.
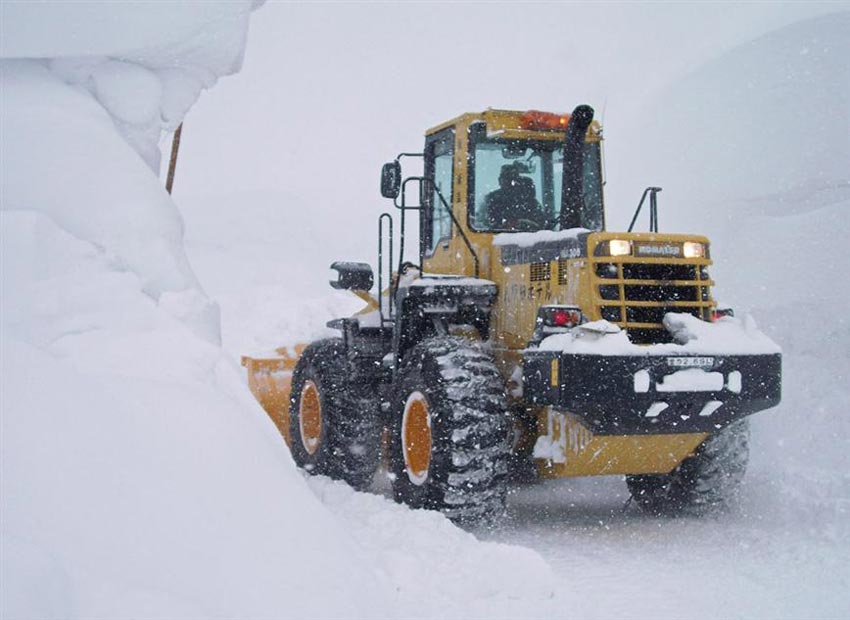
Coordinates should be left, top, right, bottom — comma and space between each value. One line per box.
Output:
493, 227, 590, 248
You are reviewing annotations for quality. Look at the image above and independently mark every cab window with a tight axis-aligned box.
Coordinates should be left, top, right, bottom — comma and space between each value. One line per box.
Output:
422, 128, 455, 255
468, 124, 604, 232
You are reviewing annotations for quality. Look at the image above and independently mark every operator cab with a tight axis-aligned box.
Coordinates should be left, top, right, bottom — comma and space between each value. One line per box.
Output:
380, 107, 605, 282
468, 123, 605, 233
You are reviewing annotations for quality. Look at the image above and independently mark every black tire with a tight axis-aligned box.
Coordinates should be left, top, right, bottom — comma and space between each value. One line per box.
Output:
626, 419, 750, 516
289, 339, 381, 490
389, 336, 512, 525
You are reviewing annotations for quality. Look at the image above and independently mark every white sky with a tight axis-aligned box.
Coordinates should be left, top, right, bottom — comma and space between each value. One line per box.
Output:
176, 1, 846, 266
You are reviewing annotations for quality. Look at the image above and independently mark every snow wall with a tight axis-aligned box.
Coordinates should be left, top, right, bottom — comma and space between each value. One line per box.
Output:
609, 12, 850, 515
0, 4, 555, 618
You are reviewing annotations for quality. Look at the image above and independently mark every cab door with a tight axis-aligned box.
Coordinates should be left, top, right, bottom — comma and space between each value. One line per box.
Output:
420, 127, 468, 276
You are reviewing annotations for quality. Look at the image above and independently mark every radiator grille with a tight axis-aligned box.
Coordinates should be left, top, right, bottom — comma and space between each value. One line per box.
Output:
557, 258, 569, 285
592, 260, 714, 344
530, 261, 551, 282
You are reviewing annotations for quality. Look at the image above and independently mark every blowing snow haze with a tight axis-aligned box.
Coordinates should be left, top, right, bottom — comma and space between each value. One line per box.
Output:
2, 2, 850, 619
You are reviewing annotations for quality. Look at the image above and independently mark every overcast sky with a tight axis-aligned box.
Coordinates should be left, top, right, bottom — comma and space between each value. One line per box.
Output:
176, 2, 845, 269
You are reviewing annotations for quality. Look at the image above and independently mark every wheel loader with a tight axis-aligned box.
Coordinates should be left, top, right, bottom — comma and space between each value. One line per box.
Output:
242, 105, 782, 524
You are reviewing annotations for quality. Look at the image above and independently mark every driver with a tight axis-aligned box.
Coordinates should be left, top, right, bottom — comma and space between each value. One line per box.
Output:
482, 163, 547, 231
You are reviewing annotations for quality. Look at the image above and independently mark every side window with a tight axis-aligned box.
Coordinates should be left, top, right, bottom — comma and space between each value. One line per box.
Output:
424, 129, 455, 254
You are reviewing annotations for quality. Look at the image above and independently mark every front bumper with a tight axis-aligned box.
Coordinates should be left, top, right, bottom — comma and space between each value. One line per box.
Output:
523, 351, 781, 435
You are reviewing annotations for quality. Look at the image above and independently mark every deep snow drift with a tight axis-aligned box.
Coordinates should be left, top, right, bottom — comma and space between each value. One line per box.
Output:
611, 12, 850, 503
1, 5, 557, 619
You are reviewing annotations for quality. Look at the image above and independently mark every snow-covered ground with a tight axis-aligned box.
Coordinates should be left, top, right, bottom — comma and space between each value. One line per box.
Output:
3, 3, 849, 619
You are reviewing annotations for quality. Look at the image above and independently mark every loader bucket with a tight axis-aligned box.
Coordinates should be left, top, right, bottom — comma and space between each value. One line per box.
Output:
241, 344, 306, 445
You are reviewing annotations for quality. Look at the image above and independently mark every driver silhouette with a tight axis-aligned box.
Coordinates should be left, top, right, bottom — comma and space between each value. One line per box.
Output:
482, 163, 547, 231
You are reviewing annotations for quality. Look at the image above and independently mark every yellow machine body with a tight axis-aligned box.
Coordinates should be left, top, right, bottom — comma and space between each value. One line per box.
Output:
244, 109, 718, 477
421, 110, 713, 476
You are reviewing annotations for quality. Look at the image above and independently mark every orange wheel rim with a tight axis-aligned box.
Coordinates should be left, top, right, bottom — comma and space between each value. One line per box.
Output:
299, 380, 322, 455
402, 391, 432, 486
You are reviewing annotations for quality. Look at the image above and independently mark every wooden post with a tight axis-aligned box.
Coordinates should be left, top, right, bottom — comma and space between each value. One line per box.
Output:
165, 123, 183, 195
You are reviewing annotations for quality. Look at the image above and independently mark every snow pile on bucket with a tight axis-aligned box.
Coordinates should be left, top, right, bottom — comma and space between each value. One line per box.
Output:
538, 313, 780, 356
0, 5, 556, 618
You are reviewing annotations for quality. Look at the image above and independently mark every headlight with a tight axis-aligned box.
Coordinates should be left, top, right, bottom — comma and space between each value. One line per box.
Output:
608, 239, 632, 256
683, 241, 706, 258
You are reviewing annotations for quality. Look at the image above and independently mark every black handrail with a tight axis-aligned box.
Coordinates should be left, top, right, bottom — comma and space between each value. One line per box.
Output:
395, 176, 479, 280
378, 212, 393, 325
627, 186, 663, 233
383, 152, 481, 311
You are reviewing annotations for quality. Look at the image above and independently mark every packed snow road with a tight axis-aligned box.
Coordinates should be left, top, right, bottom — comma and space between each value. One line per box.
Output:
480, 474, 848, 619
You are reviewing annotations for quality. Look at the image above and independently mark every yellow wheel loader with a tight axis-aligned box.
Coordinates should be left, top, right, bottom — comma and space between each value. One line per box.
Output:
242, 105, 781, 524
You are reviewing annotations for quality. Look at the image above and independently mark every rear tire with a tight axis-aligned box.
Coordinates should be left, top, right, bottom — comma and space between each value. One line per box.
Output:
627, 419, 750, 515
389, 336, 512, 525
289, 339, 380, 490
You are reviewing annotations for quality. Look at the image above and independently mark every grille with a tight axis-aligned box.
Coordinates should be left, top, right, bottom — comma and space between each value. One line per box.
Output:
558, 258, 569, 285
593, 260, 713, 344
624, 284, 698, 302
530, 261, 551, 282
595, 263, 618, 279
622, 263, 696, 281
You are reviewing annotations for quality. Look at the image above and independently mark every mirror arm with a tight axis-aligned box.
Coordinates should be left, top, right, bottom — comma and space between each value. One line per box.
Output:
391, 153, 424, 209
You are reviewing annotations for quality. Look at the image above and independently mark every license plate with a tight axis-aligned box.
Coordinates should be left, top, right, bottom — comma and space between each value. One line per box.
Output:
667, 356, 715, 368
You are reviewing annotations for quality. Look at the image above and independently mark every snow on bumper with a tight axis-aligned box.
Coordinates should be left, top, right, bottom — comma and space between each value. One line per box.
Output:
524, 314, 782, 435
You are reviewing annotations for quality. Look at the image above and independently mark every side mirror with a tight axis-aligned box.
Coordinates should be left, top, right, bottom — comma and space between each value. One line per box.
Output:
330, 261, 374, 291
380, 161, 401, 199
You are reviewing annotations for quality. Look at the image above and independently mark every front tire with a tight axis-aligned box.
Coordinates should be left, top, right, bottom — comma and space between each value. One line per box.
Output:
627, 419, 750, 515
289, 339, 380, 490
389, 336, 512, 525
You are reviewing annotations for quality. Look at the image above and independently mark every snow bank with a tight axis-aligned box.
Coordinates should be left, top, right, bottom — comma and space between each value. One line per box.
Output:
612, 12, 849, 233
1, 61, 218, 340
1, 1, 261, 330
612, 11, 850, 555
1, 5, 559, 618
0, 211, 391, 618
0, 1, 258, 171
307, 478, 557, 619
1, 208, 556, 618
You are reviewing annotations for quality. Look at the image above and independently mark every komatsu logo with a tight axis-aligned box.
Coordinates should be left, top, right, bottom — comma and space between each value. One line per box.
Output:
635, 243, 681, 257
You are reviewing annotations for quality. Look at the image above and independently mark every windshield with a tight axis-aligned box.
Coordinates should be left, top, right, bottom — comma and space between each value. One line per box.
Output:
468, 130, 604, 233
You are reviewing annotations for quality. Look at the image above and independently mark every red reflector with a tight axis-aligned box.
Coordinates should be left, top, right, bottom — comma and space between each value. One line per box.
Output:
551, 309, 579, 327
552, 310, 570, 326
712, 309, 734, 321
520, 110, 570, 131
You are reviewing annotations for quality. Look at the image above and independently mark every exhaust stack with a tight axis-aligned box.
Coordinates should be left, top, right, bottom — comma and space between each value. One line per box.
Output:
560, 104, 595, 230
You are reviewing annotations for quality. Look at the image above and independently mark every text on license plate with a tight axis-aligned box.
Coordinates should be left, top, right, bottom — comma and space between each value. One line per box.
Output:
667, 356, 715, 368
